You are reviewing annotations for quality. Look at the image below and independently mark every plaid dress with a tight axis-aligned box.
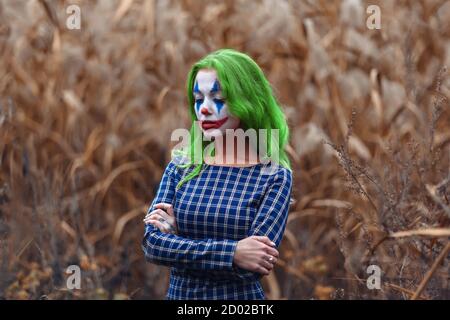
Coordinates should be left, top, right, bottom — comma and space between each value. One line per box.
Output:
142, 157, 293, 300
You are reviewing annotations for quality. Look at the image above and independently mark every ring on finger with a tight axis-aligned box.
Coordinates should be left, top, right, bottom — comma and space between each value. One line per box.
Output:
159, 219, 173, 231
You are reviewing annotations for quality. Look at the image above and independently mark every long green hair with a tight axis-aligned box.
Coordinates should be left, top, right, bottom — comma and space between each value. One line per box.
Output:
174, 49, 291, 189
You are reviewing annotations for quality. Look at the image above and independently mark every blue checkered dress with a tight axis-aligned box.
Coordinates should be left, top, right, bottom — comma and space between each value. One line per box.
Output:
142, 157, 293, 300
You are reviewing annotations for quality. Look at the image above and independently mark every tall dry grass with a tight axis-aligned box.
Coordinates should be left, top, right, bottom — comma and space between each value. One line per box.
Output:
0, 0, 449, 299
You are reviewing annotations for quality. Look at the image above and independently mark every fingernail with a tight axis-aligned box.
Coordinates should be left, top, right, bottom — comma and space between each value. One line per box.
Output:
271, 242, 276, 247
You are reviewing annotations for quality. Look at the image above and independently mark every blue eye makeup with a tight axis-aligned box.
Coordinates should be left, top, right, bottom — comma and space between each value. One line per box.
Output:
210, 80, 220, 94
195, 98, 204, 111
194, 81, 200, 94
193, 79, 226, 113
193, 81, 203, 111
213, 98, 225, 114
211, 80, 225, 113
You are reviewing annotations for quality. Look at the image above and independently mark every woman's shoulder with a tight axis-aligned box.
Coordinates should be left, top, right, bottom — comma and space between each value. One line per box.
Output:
260, 161, 292, 182
164, 153, 195, 177
260, 163, 294, 204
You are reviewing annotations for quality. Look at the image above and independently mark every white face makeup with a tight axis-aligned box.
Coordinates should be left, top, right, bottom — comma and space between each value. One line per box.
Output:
193, 69, 240, 139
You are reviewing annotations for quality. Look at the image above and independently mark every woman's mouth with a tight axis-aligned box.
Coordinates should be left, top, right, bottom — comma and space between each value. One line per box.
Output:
201, 117, 228, 130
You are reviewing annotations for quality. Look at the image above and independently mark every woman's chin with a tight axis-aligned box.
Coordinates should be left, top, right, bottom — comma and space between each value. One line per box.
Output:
202, 128, 223, 140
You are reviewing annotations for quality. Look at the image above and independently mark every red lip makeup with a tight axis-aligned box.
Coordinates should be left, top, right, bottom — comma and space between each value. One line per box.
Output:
201, 117, 229, 130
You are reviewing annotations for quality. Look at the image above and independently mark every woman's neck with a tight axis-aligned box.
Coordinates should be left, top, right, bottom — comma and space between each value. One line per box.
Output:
204, 134, 260, 167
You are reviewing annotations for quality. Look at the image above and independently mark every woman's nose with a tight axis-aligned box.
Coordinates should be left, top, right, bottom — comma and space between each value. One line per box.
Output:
200, 106, 211, 115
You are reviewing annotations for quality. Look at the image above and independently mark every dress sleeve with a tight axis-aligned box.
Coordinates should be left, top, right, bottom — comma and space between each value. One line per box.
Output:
142, 161, 239, 271
232, 167, 293, 281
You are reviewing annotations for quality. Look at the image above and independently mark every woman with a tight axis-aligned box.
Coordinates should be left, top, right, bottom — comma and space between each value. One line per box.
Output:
142, 49, 293, 300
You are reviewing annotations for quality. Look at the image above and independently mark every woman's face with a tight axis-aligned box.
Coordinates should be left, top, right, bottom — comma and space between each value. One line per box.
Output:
193, 69, 240, 139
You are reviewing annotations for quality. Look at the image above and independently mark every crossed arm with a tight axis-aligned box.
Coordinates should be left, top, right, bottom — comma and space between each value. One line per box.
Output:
141, 161, 292, 278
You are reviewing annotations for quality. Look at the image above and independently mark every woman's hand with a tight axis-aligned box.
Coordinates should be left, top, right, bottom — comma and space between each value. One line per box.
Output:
233, 235, 279, 276
143, 203, 178, 235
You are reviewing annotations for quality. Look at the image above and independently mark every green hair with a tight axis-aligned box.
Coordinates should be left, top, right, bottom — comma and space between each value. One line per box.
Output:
174, 49, 291, 189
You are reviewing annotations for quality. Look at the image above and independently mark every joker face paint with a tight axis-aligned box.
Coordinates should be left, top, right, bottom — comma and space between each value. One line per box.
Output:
193, 69, 240, 139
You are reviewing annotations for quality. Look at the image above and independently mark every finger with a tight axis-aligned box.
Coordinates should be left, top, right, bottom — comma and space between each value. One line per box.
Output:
149, 220, 168, 233
151, 220, 170, 233
144, 211, 162, 219
144, 218, 154, 225
149, 211, 176, 230
143, 212, 163, 223
145, 220, 161, 230
255, 265, 270, 276
144, 211, 160, 221
252, 236, 276, 247
146, 218, 162, 226
264, 246, 279, 258
145, 220, 158, 227
154, 209, 175, 224
144, 218, 161, 225
266, 255, 277, 265
144, 213, 159, 221
147, 208, 168, 217
155, 203, 174, 217
144, 212, 154, 220
260, 259, 274, 271
160, 210, 174, 223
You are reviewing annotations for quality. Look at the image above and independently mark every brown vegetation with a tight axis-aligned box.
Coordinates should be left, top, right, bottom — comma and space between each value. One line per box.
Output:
0, 0, 449, 299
